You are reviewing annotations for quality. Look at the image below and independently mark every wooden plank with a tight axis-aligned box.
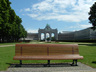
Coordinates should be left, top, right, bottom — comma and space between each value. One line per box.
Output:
73, 46, 79, 54
49, 46, 73, 55
22, 46, 47, 56
13, 55, 83, 60
15, 46, 21, 56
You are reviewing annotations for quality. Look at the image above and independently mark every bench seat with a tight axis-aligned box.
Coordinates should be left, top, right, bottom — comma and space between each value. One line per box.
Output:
14, 54, 83, 60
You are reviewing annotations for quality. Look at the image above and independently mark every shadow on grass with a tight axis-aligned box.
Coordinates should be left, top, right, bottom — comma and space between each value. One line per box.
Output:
78, 43, 96, 46
6, 63, 74, 68
92, 61, 96, 64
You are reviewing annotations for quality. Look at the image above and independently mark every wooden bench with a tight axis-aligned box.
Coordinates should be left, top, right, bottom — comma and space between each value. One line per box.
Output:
13, 44, 83, 66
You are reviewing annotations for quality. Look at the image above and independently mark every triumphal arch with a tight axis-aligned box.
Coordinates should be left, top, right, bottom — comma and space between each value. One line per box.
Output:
38, 24, 58, 41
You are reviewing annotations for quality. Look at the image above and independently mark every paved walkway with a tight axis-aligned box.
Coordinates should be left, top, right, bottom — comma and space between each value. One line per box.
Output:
1, 62, 96, 72
0, 45, 15, 47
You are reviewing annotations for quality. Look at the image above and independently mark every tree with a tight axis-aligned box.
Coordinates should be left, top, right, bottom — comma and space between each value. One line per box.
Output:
0, 0, 10, 42
89, 2, 96, 29
0, 0, 27, 42
8, 9, 16, 42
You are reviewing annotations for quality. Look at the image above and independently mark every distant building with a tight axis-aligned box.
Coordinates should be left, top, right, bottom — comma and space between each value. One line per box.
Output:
25, 25, 96, 41
58, 27, 96, 41
25, 33, 38, 40
38, 24, 58, 41
74, 27, 96, 41
58, 31, 75, 41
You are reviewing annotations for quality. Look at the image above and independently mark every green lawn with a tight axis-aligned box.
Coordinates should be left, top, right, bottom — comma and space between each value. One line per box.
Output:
0, 42, 96, 71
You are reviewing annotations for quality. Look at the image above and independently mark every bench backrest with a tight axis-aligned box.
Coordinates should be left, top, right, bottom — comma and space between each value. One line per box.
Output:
15, 44, 79, 56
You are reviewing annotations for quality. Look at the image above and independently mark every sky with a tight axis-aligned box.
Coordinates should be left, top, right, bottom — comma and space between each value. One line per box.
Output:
9, 0, 96, 33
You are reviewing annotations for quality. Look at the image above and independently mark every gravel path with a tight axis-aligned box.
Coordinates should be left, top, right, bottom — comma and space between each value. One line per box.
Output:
1, 62, 96, 72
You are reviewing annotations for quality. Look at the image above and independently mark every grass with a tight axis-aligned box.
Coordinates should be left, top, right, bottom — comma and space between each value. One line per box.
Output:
79, 44, 96, 67
0, 41, 96, 71
0, 46, 15, 70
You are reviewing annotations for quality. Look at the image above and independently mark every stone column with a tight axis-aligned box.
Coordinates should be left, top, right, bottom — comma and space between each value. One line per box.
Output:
55, 30, 58, 40
38, 29, 41, 41
49, 33, 51, 42
54, 32, 58, 40
54, 33, 56, 40
56, 33, 58, 40
44, 33, 46, 41
39, 33, 41, 41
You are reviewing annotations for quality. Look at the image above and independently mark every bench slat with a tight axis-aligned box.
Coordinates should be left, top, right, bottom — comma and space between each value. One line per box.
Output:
13, 55, 83, 60
22, 46, 47, 56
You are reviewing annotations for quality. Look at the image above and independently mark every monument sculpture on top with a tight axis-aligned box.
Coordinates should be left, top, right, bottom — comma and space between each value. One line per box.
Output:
38, 24, 58, 42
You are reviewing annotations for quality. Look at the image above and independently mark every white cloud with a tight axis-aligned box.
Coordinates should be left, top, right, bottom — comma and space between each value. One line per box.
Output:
27, 29, 38, 33
27, 14, 38, 18
32, 1, 53, 11
27, 12, 88, 22
70, 24, 92, 29
79, 24, 92, 28
24, 8, 31, 11
20, 8, 31, 12
22, 0, 96, 22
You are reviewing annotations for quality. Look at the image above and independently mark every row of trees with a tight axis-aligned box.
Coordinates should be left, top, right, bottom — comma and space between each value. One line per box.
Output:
0, 0, 27, 43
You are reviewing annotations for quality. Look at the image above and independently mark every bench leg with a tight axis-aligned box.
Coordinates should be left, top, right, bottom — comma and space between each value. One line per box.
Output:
75, 60, 77, 66
71, 60, 78, 66
20, 60, 22, 65
47, 60, 50, 67
72, 60, 74, 65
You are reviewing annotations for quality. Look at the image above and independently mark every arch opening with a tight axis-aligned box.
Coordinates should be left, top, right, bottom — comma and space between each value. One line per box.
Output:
46, 33, 50, 41
41, 33, 44, 40
51, 33, 55, 41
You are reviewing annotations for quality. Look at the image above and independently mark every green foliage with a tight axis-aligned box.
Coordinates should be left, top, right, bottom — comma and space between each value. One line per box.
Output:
89, 2, 96, 29
0, 0, 27, 42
